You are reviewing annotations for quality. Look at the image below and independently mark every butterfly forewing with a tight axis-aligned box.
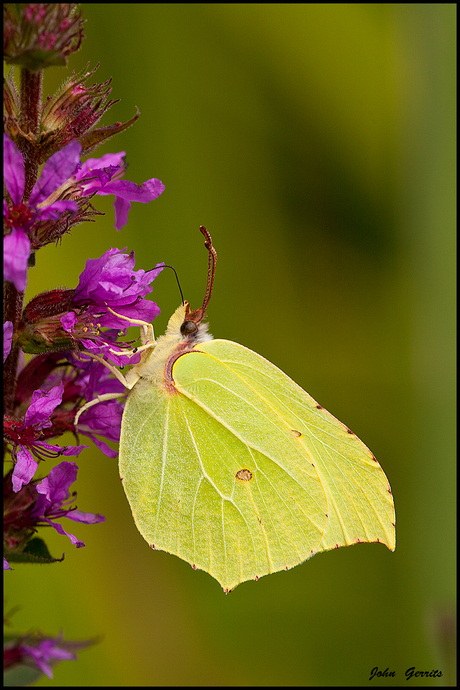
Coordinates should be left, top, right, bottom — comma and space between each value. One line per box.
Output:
174, 339, 395, 555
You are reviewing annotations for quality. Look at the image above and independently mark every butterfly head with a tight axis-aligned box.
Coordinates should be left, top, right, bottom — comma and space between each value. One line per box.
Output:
180, 301, 213, 344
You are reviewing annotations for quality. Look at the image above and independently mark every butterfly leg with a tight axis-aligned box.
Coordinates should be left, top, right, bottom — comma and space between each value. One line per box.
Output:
73, 308, 155, 426
106, 306, 155, 338
77, 351, 135, 389
74, 392, 125, 426
105, 306, 155, 356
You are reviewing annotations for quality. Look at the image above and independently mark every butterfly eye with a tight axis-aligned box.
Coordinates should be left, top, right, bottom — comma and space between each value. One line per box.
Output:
181, 320, 198, 335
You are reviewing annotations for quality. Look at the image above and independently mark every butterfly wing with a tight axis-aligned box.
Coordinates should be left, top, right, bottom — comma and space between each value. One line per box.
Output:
174, 339, 395, 557
119, 338, 394, 591
119, 346, 329, 592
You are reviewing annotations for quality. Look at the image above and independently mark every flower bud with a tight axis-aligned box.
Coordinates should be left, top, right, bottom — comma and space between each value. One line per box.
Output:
3, 3, 85, 72
17, 289, 77, 354
22, 289, 75, 323
40, 63, 140, 157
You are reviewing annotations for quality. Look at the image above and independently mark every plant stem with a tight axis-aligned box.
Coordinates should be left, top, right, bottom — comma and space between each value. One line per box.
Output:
3, 67, 43, 418
3, 283, 24, 417
18, 67, 42, 200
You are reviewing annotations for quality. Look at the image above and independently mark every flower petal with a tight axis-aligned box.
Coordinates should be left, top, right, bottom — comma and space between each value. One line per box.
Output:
66, 509, 105, 524
3, 321, 13, 362
29, 141, 82, 205
24, 382, 64, 429
102, 177, 165, 202
19, 634, 80, 679
82, 433, 118, 458
73, 248, 163, 308
3, 228, 31, 292
41, 518, 85, 548
78, 151, 125, 175
36, 461, 78, 504
61, 444, 89, 456
12, 447, 38, 492
77, 400, 123, 442
3, 134, 25, 204
61, 311, 77, 333
37, 199, 79, 220
74, 247, 129, 302
32, 441, 88, 456
97, 178, 165, 230
113, 195, 130, 230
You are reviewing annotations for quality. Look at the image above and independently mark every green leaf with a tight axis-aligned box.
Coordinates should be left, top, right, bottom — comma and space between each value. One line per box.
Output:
6, 538, 65, 565
3, 663, 44, 687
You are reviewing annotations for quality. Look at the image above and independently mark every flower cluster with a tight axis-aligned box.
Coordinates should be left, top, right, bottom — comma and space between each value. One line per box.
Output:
4, 4, 84, 71
4, 134, 165, 292
3, 4, 165, 682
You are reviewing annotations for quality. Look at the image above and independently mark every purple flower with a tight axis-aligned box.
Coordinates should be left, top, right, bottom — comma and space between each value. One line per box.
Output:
60, 247, 164, 365
3, 135, 80, 291
4, 631, 93, 680
74, 247, 163, 324
3, 462, 104, 562
76, 151, 165, 230
4, 320, 13, 362
30, 461, 105, 548
7, 382, 88, 492
21, 636, 77, 679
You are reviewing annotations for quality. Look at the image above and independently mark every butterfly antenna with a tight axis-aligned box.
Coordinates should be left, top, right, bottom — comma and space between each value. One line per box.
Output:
149, 265, 184, 305
199, 225, 217, 314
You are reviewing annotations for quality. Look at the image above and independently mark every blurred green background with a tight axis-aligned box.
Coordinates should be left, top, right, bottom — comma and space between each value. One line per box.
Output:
5, 4, 455, 686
